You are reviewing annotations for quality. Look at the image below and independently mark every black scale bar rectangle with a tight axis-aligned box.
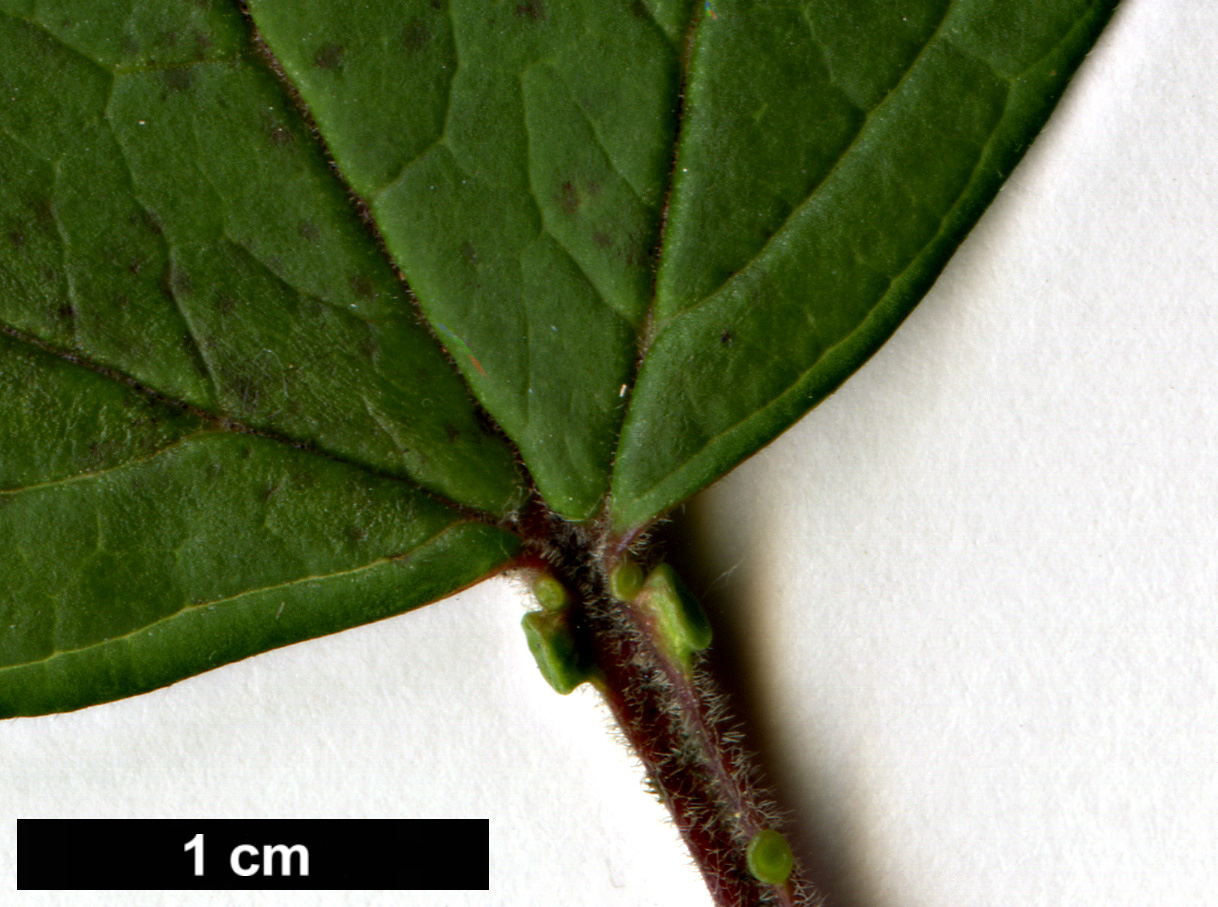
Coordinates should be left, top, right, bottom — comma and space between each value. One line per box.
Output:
17, 818, 488, 890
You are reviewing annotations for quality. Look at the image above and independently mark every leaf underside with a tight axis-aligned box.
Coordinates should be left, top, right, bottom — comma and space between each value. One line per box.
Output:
0, 0, 1118, 716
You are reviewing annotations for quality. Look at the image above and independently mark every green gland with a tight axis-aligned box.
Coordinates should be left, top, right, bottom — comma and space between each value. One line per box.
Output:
636, 563, 712, 670
521, 609, 591, 695
531, 573, 570, 612
745, 828, 794, 886
608, 560, 645, 601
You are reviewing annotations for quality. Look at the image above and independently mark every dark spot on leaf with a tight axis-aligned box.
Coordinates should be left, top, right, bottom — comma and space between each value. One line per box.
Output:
87, 439, 125, 465
262, 114, 295, 147
7, 229, 24, 248
444, 423, 461, 442
228, 375, 261, 413
161, 263, 193, 298
179, 333, 198, 353
298, 220, 320, 242
360, 330, 381, 360
163, 67, 195, 92
401, 18, 431, 52
118, 34, 140, 56
515, 0, 546, 20
33, 199, 54, 230
217, 295, 237, 314
155, 30, 178, 49
348, 274, 374, 299
291, 472, 315, 487
41, 267, 56, 282
346, 526, 368, 542
559, 180, 579, 215
630, 0, 648, 18
720, 330, 733, 345
192, 29, 212, 53
142, 210, 164, 235
240, 445, 252, 459
114, 294, 130, 309
128, 256, 145, 274
314, 43, 344, 70
431, 0, 443, 9
260, 482, 280, 501
459, 242, 478, 265
624, 236, 654, 269
56, 303, 76, 322
592, 230, 612, 249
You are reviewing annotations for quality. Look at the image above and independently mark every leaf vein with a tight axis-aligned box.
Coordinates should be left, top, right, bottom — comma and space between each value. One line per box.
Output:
162, 252, 219, 400
629, 4, 700, 378
629, 79, 1019, 504
100, 86, 223, 402
669, 0, 958, 324
0, 320, 492, 523
371, 6, 460, 199
547, 63, 651, 211
518, 71, 637, 330
47, 156, 81, 347
628, 0, 680, 51
6, 519, 470, 674
0, 430, 214, 497
0, 9, 111, 74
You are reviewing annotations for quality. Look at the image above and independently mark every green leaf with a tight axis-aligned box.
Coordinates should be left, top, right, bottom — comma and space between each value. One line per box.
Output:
0, 0, 1118, 716
245, 0, 689, 519
609, 0, 1121, 529
0, 0, 523, 513
0, 0, 522, 715
0, 331, 519, 717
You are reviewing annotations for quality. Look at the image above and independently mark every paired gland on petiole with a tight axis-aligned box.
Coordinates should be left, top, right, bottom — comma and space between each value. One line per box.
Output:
521, 560, 713, 695
520, 574, 589, 695
521, 562, 796, 889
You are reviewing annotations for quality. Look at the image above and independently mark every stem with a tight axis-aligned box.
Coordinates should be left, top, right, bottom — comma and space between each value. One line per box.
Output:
520, 516, 824, 907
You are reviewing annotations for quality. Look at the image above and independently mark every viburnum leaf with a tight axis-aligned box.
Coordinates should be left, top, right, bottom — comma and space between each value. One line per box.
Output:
0, 0, 1129, 903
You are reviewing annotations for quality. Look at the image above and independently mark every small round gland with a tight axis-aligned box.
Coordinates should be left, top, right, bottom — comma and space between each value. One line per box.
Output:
608, 560, 644, 601
745, 828, 794, 886
531, 573, 569, 612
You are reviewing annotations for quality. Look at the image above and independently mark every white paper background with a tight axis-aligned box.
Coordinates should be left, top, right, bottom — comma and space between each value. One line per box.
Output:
3, 2, 1216, 905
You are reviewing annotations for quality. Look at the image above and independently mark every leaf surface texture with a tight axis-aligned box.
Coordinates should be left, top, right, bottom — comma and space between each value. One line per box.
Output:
0, 0, 1118, 714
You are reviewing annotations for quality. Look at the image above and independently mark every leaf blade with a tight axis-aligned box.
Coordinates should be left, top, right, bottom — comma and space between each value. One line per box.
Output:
246, 0, 686, 519
0, 333, 519, 718
0, 515, 517, 717
1, 0, 530, 713
0, 0, 524, 514
0, 0, 1126, 717
611, 0, 1122, 530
